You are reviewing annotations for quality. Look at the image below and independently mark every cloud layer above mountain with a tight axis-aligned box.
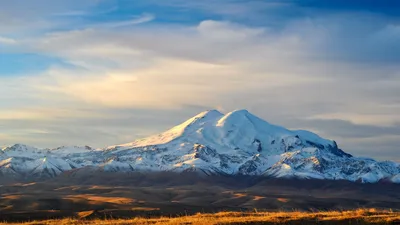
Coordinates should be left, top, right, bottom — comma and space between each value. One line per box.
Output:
0, 0, 399, 161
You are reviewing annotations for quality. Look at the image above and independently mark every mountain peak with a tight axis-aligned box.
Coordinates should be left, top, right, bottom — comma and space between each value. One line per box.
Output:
187, 109, 224, 123
216, 109, 252, 127
115, 109, 224, 148
172, 109, 223, 132
224, 109, 256, 118
197, 109, 223, 117
1, 109, 399, 183
230, 109, 250, 114
2, 143, 37, 152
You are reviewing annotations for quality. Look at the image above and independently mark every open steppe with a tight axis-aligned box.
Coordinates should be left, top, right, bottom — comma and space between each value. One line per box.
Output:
1, 172, 399, 223
4, 209, 400, 225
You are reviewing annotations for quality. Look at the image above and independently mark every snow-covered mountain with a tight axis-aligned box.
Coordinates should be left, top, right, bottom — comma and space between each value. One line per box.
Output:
1, 110, 399, 183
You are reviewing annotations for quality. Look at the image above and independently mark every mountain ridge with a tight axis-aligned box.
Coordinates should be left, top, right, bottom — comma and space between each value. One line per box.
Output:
1, 109, 399, 183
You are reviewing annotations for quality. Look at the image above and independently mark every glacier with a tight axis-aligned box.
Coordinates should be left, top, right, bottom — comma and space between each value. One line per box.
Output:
1, 109, 399, 183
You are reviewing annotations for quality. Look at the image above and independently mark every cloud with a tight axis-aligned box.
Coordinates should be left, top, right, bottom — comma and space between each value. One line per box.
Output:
197, 20, 265, 41
296, 119, 400, 139
92, 13, 156, 28
0, 1, 399, 161
0, 0, 102, 34
17, 21, 327, 110
0, 36, 17, 45
52, 6, 119, 17
33, 61, 231, 108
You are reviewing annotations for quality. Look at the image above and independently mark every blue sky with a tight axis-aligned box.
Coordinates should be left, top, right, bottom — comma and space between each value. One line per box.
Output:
0, 0, 399, 161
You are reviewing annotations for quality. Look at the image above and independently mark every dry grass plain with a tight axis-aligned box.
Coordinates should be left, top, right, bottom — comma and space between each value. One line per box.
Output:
1, 172, 399, 224
4, 209, 400, 225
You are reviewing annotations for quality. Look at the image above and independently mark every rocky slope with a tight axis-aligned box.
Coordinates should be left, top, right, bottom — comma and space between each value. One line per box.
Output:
1, 110, 399, 183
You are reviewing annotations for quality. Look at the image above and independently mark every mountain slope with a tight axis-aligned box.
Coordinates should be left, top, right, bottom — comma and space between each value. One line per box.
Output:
1, 110, 399, 183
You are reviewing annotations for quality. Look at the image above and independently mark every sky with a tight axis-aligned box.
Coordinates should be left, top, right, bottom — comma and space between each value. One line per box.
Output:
0, 0, 399, 161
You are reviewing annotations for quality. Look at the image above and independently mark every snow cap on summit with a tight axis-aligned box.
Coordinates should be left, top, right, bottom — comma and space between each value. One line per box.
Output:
193, 109, 223, 119
230, 109, 250, 114
1, 109, 399, 183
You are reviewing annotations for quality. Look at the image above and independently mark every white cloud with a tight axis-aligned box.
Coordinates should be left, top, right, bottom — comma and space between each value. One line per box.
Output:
1, 17, 400, 160
197, 20, 265, 41
95, 13, 156, 28
0, 36, 17, 45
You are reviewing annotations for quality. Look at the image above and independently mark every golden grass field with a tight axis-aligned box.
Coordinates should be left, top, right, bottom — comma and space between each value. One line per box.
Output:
2, 174, 400, 224
5, 209, 400, 225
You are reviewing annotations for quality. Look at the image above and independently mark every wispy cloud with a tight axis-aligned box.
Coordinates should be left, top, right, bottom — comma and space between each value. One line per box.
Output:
52, 6, 119, 17
0, 1, 399, 160
0, 36, 17, 45
98, 13, 156, 28
52, 10, 90, 17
